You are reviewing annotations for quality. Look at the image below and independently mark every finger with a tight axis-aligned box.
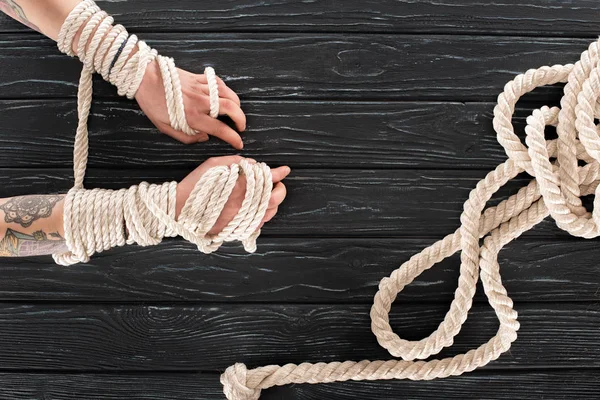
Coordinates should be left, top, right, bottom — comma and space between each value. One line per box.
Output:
198, 83, 240, 107
271, 166, 291, 183
269, 182, 287, 209
191, 114, 244, 150
262, 207, 278, 224
197, 74, 240, 104
219, 98, 246, 132
159, 123, 209, 144
217, 77, 241, 106
205, 155, 244, 167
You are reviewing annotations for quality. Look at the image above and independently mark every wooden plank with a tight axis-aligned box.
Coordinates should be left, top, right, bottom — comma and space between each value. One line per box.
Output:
0, 168, 570, 238
0, 370, 597, 400
0, 99, 532, 169
1, 0, 600, 37
0, 238, 598, 304
0, 34, 587, 101
265, 371, 600, 400
0, 302, 596, 370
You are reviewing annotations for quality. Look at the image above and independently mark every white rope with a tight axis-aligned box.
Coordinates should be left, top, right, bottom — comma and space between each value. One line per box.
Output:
205, 66, 220, 118
57, 0, 222, 184
52, 1, 269, 265
219, 38, 600, 400
53, 159, 272, 266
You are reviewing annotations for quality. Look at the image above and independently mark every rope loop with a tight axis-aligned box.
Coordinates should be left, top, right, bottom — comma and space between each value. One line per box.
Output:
220, 37, 600, 400
57, 0, 219, 154
53, 159, 272, 266
52, 1, 270, 265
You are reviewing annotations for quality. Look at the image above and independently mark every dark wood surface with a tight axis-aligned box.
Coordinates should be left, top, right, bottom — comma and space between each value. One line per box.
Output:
1, 371, 599, 400
0, 34, 589, 102
0, 1, 599, 399
1, 0, 599, 37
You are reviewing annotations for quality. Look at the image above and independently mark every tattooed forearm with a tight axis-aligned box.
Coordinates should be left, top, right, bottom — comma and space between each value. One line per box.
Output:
0, 228, 67, 256
0, 0, 40, 32
0, 195, 62, 227
0, 194, 66, 257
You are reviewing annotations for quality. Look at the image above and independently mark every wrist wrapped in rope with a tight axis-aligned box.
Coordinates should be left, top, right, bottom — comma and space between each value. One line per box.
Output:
53, 159, 272, 266
57, 0, 219, 139
219, 38, 600, 400
51, 0, 262, 266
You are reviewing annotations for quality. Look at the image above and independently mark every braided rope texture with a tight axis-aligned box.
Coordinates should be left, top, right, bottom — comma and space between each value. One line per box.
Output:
52, 0, 271, 265
219, 37, 600, 400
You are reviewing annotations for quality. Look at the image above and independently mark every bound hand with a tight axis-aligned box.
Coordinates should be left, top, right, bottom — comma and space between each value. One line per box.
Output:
176, 156, 290, 235
136, 62, 247, 149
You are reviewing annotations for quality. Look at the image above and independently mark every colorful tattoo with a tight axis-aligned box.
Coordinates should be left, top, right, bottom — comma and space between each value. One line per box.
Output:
0, 228, 67, 256
0, 195, 62, 228
0, 0, 40, 32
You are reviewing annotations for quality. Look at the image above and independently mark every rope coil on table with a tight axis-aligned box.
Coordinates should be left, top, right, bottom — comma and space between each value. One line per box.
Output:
52, 0, 269, 266
219, 38, 600, 400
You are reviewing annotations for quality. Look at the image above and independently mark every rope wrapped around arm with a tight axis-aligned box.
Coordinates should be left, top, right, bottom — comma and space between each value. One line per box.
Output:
53, 160, 272, 266
219, 38, 600, 400
56, 0, 218, 188
52, 1, 270, 266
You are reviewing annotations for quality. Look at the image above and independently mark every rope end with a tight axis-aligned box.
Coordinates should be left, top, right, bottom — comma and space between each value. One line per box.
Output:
221, 363, 262, 400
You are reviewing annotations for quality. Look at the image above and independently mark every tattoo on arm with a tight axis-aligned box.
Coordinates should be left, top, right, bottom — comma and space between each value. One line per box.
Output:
0, 0, 40, 32
0, 194, 66, 256
0, 195, 62, 227
0, 228, 67, 257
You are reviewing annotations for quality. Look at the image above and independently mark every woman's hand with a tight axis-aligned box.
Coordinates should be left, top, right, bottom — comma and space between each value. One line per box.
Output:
135, 62, 247, 149
0, 1, 248, 148
176, 156, 290, 235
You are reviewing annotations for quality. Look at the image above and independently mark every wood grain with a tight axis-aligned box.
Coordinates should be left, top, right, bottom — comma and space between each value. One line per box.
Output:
0, 302, 597, 370
0, 239, 598, 304
0, 99, 535, 169
0, 2, 598, 397
0, 167, 570, 238
0, 34, 587, 101
0, 370, 597, 400
1, 0, 599, 37
265, 371, 600, 400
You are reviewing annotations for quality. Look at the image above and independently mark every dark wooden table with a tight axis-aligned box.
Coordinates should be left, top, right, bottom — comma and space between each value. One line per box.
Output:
0, 1, 599, 399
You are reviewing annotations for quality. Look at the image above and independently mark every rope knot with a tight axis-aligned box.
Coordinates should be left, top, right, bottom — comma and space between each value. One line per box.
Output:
220, 363, 261, 400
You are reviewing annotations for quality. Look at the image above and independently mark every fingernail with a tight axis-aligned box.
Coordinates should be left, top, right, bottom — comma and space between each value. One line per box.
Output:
285, 166, 291, 174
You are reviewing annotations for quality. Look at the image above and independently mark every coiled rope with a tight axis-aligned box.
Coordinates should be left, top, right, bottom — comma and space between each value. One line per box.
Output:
219, 38, 600, 400
53, 0, 270, 266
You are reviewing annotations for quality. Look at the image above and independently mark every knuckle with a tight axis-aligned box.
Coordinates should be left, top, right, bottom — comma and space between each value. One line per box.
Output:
216, 125, 230, 137
220, 99, 232, 112
269, 196, 278, 207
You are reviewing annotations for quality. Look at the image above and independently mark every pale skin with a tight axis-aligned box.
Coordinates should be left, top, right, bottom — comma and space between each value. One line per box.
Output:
0, 156, 290, 256
0, 2, 291, 256
2, 0, 248, 148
